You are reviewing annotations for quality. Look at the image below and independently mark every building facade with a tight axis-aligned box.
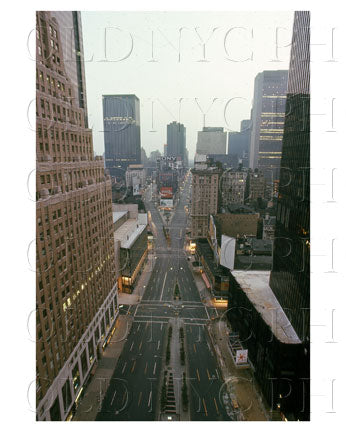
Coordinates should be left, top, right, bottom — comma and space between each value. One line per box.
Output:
220, 169, 247, 206
190, 166, 221, 239
269, 11, 310, 346
228, 120, 251, 167
226, 13, 310, 421
167, 121, 186, 165
245, 169, 266, 202
227, 271, 306, 420
103, 94, 141, 179
113, 205, 148, 293
249, 70, 288, 183
36, 11, 118, 421
125, 164, 146, 195
196, 127, 227, 155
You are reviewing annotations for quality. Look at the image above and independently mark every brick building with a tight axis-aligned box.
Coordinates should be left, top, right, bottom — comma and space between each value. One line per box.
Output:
36, 11, 118, 421
220, 169, 247, 206
190, 165, 221, 239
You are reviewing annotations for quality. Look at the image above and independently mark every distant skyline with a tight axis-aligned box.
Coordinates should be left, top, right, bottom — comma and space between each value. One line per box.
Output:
81, 11, 293, 157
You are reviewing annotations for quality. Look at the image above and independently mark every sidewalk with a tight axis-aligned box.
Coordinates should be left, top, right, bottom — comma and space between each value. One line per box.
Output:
207, 319, 270, 421
118, 252, 156, 305
72, 315, 133, 421
186, 256, 215, 308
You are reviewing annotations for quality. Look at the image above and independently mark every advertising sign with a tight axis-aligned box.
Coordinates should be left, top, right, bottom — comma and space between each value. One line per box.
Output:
220, 235, 236, 270
133, 177, 141, 196
160, 199, 173, 208
133, 183, 140, 196
235, 349, 248, 364
160, 187, 173, 198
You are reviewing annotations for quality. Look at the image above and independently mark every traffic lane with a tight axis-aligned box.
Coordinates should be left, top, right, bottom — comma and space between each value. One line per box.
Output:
161, 265, 180, 302
185, 324, 231, 421
187, 336, 229, 419
142, 257, 168, 301
176, 264, 202, 302
97, 321, 167, 420
144, 257, 173, 301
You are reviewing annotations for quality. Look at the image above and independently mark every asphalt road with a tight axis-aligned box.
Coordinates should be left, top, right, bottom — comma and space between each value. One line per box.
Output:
97, 173, 232, 421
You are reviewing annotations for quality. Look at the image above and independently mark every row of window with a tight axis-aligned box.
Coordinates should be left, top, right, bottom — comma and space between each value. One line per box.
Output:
37, 99, 83, 127
39, 167, 101, 186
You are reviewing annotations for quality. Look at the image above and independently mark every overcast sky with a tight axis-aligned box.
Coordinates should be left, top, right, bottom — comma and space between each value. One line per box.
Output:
81, 11, 294, 158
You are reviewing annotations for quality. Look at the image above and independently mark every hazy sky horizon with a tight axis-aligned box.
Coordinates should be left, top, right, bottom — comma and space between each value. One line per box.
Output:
81, 11, 294, 158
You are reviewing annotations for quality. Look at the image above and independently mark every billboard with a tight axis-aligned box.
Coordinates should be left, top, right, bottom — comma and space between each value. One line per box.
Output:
160, 199, 173, 208
220, 235, 236, 270
157, 156, 176, 162
235, 349, 248, 364
160, 187, 173, 198
133, 183, 140, 196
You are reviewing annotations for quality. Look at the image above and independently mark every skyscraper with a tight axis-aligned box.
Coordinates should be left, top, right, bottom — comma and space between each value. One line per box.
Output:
49, 12, 89, 127
228, 120, 251, 166
269, 10, 310, 420
249, 70, 288, 183
197, 127, 227, 155
103, 94, 141, 179
36, 12, 119, 420
270, 11, 310, 344
167, 121, 186, 165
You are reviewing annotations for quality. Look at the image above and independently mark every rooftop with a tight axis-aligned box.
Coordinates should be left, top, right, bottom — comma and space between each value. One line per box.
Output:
112, 211, 127, 225
194, 154, 207, 163
226, 204, 257, 214
196, 239, 229, 277
127, 164, 144, 170
231, 271, 301, 345
234, 255, 273, 270
249, 238, 272, 254
114, 219, 146, 249
191, 166, 221, 174
213, 213, 259, 245
264, 216, 276, 226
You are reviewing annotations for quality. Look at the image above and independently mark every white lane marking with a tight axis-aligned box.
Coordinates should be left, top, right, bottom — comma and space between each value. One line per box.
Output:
205, 306, 210, 320
160, 323, 163, 330
160, 272, 168, 301
121, 362, 127, 374
153, 361, 157, 375
134, 304, 139, 316
147, 390, 152, 407
111, 390, 117, 405
130, 341, 134, 351
157, 340, 160, 350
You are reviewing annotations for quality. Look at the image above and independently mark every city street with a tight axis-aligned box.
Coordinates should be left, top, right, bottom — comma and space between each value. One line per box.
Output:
97, 174, 232, 421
